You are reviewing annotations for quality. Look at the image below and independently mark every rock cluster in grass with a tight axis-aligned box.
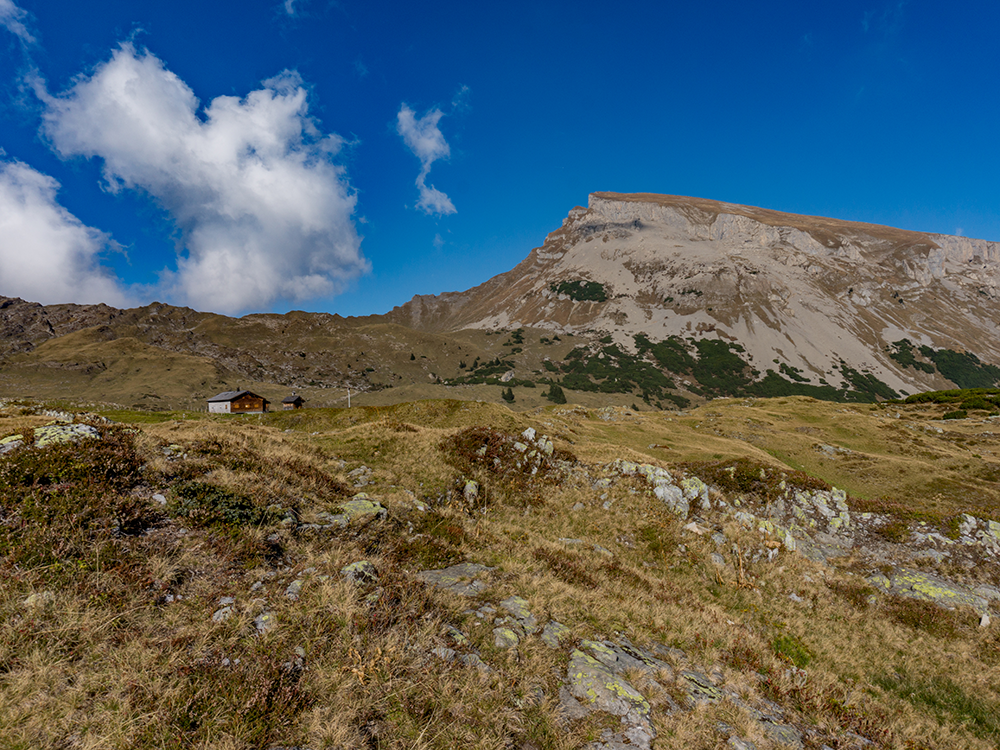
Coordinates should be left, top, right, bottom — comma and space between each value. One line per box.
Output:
415, 562, 846, 750
610, 458, 1000, 618
296, 494, 387, 532
0, 421, 101, 454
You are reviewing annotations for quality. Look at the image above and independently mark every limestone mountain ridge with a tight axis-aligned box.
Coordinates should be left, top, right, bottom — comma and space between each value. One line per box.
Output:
383, 192, 1000, 397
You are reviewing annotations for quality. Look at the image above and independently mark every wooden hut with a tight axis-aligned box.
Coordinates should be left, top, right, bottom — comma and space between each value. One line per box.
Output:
282, 394, 305, 410
207, 390, 270, 414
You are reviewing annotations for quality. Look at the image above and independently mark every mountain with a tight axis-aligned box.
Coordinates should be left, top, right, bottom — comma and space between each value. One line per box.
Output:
384, 192, 1000, 398
2, 192, 1000, 409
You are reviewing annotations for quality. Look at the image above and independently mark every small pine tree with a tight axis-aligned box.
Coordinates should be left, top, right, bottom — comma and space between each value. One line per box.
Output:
502, 387, 515, 403
545, 384, 566, 404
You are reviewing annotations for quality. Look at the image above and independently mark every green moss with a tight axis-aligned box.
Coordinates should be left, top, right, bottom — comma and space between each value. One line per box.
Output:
874, 670, 1000, 741
772, 633, 812, 668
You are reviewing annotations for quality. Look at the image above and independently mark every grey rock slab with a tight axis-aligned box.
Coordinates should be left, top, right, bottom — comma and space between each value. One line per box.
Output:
541, 620, 571, 648
557, 685, 592, 721
868, 567, 990, 613
416, 562, 493, 596
431, 646, 491, 673
212, 606, 234, 622
566, 649, 654, 743
254, 611, 276, 633
762, 721, 804, 748
33, 423, 100, 447
463, 480, 479, 503
431, 646, 457, 662
680, 669, 723, 703
458, 653, 491, 672
644, 641, 689, 663
493, 626, 520, 649
499, 595, 539, 633
341, 560, 378, 584
0, 439, 23, 456
23, 591, 55, 608
328, 496, 387, 526
585, 637, 673, 676
654, 483, 689, 517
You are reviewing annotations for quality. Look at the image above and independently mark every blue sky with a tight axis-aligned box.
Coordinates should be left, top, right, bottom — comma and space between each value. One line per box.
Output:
1, 0, 998, 317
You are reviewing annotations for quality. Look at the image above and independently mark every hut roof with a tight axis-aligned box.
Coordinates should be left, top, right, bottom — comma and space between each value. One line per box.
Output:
207, 390, 263, 403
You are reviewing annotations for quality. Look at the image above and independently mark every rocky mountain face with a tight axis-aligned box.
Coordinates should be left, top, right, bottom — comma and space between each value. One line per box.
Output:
384, 192, 1000, 397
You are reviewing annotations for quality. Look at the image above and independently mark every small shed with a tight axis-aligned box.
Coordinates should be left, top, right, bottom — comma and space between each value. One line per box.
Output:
207, 390, 270, 414
282, 394, 305, 410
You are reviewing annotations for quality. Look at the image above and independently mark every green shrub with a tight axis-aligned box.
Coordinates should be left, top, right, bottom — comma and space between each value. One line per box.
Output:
545, 384, 567, 404
0, 425, 151, 569
550, 280, 608, 302
960, 396, 995, 411
679, 458, 830, 502
883, 596, 970, 639
169, 481, 273, 528
887, 339, 935, 373
920, 346, 1000, 388
874, 517, 910, 543
942, 409, 967, 420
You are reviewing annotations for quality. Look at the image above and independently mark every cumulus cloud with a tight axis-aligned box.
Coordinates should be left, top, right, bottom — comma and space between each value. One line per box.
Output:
38, 43, 367, 314
0, 0, 34, 43
0, 159, 132, 305
397, 104, 456, 216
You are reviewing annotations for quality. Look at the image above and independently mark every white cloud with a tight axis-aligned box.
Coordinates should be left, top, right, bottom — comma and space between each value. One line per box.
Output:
397, 104, 456, 216
0, 0, 34, 43
283, 0, 297, 16
0, 159, 132, 306
39, 43, 368, 315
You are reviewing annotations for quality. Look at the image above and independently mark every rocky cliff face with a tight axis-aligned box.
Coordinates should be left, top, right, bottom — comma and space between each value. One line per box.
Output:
385, 192, 1000, 395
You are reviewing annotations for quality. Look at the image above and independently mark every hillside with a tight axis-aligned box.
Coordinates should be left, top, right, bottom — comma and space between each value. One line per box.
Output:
2, 193, 1000, 411
4, 393, 1000, 748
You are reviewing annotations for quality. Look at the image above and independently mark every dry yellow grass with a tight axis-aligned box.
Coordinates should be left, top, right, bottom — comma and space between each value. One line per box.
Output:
2, 395, 999, 748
